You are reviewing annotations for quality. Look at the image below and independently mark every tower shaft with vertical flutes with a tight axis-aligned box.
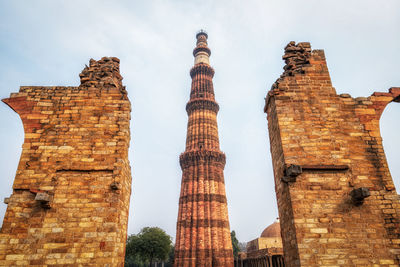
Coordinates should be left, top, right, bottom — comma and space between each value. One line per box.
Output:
174, 31, 234, 267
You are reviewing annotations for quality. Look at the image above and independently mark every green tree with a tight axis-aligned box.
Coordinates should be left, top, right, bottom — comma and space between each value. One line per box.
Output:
125, 227, 173, 267
125, 235, 144, 266
231, 230, 240, 258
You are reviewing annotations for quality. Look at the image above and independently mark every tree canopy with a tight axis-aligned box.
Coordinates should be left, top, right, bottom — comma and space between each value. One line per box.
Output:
125, 227, 173, 267
231, 230, 240, 258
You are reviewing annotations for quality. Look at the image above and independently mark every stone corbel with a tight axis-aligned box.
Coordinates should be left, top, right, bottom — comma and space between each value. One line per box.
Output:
30, 189, 51, 209
350, 187, 370, 206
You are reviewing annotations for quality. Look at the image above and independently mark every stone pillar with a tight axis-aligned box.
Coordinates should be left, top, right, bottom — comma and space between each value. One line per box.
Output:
0, 57, 132, 266
264, 41, 400, 266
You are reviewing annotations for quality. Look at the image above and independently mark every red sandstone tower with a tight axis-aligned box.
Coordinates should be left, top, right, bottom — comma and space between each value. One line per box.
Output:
174, 31, 234, 267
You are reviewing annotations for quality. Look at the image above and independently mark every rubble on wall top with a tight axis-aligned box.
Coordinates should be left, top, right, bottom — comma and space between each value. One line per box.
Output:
79, 57, 122, 89
282, 42, 311, 76
270, 41, 312, 91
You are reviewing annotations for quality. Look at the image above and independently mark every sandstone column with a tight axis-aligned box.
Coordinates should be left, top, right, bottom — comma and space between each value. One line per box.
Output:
174, 31, 234, 267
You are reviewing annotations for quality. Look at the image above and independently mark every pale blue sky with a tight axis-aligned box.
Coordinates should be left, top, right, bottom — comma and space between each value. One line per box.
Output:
0, 0, 399, 243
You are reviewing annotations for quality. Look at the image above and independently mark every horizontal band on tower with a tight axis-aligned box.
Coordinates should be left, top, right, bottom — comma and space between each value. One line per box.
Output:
190, 63, 215, 78
193, 45, 211, 57
186, 99, 219, 114
180, 150, 226, 168
187, 117, 218, 127
177, 218, 230, 229
179, 193, 227, 204
174, 248, 234, 259
182, 173, 225, 183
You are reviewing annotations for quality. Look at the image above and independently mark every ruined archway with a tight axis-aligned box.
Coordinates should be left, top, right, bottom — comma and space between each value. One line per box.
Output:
0, 105, 23, 228
380, 103, 400, 193
0, 58, 132, 266
264, 41, 400, 266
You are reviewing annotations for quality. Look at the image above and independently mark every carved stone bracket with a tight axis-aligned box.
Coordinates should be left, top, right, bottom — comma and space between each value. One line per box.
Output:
350, 187, 370, 206
281, 164, 302, 183
110, 181, 121, 191
34, 191, 51, 209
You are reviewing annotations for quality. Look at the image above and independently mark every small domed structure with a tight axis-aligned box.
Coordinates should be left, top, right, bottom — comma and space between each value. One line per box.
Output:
260, 220, 281, 238
246, 219, 283, 255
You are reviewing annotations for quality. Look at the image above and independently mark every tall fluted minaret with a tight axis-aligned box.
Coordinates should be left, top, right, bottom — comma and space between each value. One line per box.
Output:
174, 31, 234, 267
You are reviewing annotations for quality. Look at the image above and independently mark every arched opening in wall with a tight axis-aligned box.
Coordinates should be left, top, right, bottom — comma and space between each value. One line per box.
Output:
380, 103, 400, 193
0, 104, 24, 228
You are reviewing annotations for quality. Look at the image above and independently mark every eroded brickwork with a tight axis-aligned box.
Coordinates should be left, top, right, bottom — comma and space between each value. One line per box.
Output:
0, 57, 131, 266
174, 32, 234, 267
265, 42, 400, 266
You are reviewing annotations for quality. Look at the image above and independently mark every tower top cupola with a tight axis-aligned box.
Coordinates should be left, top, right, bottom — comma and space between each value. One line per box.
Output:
193, 29, 211, 65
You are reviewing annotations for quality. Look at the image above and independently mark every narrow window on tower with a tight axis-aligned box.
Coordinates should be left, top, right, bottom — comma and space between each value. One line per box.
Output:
199, 142, 204, 149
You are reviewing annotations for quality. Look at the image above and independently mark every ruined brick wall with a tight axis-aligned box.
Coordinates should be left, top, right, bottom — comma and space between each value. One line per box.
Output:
0, 57, 131, 266
265, 42, 400, 266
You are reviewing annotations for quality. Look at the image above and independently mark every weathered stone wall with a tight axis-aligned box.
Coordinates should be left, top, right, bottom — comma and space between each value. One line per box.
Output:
247, 237, 282, 253
0, 57, 131, 266
265, 42, 400, 266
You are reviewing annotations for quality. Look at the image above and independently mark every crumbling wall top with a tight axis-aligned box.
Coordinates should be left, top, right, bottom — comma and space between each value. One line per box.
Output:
271, 41, 312, 91
79, 57, 123, 90
264, 41, 329, 112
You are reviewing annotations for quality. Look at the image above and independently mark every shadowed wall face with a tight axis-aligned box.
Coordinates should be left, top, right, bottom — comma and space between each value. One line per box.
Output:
265, 41, 400, 267
174, 32, 234, 267
0, 57, 132, 266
